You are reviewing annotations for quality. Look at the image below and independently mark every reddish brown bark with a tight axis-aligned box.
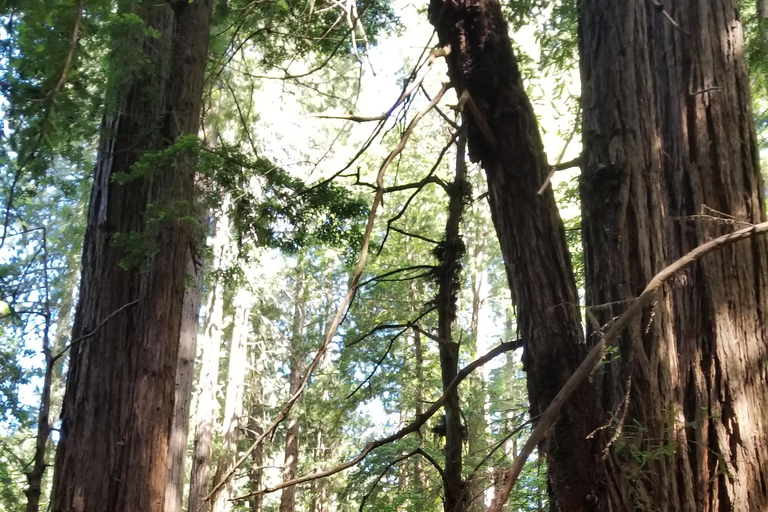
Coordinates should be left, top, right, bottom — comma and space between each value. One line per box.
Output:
428, 1, 600, 510
580, 0, 768, 510
50, 1, 212, 511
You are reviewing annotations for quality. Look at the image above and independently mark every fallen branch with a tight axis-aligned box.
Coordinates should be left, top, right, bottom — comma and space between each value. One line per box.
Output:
488, 220, 768, 512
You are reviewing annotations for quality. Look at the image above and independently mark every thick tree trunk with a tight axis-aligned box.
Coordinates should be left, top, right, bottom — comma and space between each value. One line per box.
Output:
580, 0, 768, 510
428, 1, 599, 510
165, 254, 205, 512
211, 286, 252, 512
50, 1, 212, 511
279, 270, 306, 512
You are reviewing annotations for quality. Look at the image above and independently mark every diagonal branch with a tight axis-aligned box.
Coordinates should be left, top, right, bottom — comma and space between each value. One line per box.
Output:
359, 448, 444, 512
231, 338, 523, 501
488, 220, 768, 512
203, 84, 451, 507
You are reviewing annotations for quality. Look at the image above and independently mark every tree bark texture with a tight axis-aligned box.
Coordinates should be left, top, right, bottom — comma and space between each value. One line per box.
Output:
279, 270, 306, 512
428, 2, 600, 510
165, 254, 205, 512
51, 1, 212, 511
580, 1, 768, 510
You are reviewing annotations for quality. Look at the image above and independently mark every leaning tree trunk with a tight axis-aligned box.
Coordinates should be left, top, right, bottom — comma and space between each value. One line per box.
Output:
428, 1, 600, 510
50, 1, 212, 511
580, 1, 768, 511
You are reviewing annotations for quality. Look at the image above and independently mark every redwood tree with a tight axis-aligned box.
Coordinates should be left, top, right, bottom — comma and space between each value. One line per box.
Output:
580, 1, 768, 510
51, 1, 213, 510
428, 1, 601, 510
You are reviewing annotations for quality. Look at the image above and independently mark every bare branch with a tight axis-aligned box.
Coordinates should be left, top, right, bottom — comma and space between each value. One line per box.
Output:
51, 300, 139, 364
359, 448, 444, 512
204, 84, 451, 507
488, 221, 768, 512
231, 338, 523, 501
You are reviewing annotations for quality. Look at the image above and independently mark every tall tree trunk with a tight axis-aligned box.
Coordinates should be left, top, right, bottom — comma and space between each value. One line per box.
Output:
309, 429, 330, 512
580, 1, 768, 510
25, 265, 78, 512
435, 131, 468, 512
187, 120, 226, 512
411, 322, 427, 503
51, 1, 212, 511
211, 286, 252, 512
246, 413, 265, 512
466, 257, 488, 512
279, 268, 306, 512
165, 253, 205, 512
187, 260, 224, 512
428, 1, 599, 510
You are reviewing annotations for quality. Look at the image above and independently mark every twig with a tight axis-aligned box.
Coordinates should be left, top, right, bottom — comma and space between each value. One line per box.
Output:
345, 326, 407, 398
359, 448, 444, 512
51, 300, 139, 363
537, 105, 581, 195
487, 221, 768, 512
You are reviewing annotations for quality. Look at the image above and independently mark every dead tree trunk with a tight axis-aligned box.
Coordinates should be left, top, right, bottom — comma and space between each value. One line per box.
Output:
428, 1, 599, 510
580, 0, 768, 510
50, 1, 212, 511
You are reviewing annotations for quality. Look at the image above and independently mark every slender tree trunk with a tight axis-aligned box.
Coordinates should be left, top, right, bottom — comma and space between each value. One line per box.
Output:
279, 268, 306, 512
246, 414, 265, 512
434, 131, 469, 512
50, 1, 212, 511
187, 266, 224, 512
580, 1, 768, 510
25, 265, 78, 512
187, 119, 226, 512
411, 322, 427, 502
165, 253, 205, 512
211, 286, 252, 512
466, 257, 488, 512
309, 429, 330, 512
428, 1, 599, 510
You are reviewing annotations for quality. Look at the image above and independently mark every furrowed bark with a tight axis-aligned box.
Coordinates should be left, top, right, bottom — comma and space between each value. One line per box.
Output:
428, 1, 599, 510
51, 1, 212, 510
580, 0, 768, 510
